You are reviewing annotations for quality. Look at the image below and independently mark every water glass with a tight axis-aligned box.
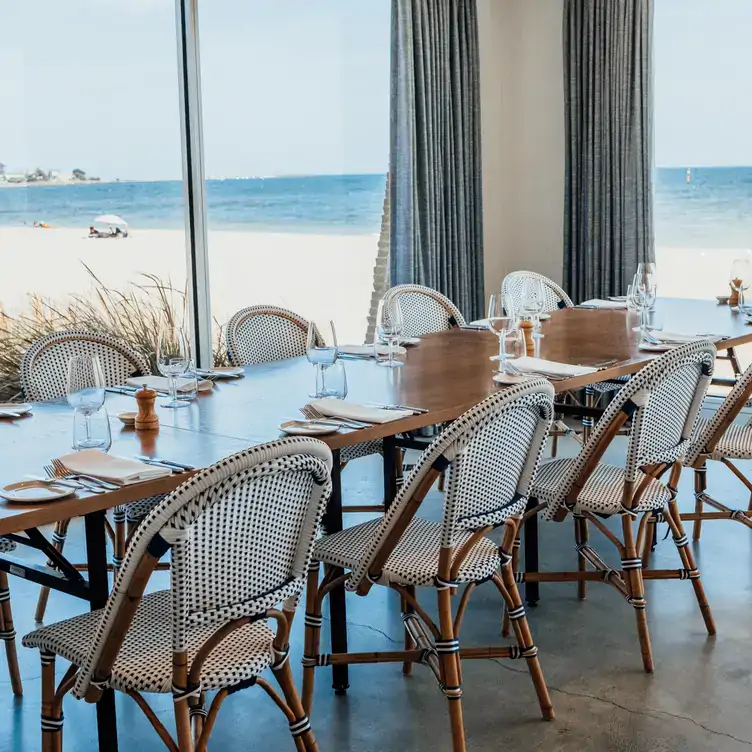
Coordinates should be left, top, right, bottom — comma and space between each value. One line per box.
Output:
730, 258, 752, 309
487, 293, 519, 373
157, 325, 190, 408
307, 320, 338, 367
315, 360, 348, 399
72, 407, 111, 452
177, 360, 199, 402
376, 298, 404, 368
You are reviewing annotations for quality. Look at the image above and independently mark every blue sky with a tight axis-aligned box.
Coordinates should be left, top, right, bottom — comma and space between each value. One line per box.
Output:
0, 0, 749, 178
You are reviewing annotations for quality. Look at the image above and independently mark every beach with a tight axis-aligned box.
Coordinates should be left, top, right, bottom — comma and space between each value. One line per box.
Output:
0, 227, 379, 344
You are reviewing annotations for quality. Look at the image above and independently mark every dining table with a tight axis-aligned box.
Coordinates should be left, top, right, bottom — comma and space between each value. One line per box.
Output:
1, 297, 750, 751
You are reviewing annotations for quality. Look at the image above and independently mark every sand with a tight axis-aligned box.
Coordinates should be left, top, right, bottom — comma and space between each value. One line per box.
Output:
0, 227, 378, 343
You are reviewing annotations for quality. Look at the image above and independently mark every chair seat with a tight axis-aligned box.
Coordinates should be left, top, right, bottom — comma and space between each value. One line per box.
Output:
590, 376, 630, 394
341, 439, 383, 463
124, 494, 170, 524
313, 516, 511, 588
0, 537, 16, 554
23, 590, 275, 694
690, 417, 752, 462
533, 458, 672, 519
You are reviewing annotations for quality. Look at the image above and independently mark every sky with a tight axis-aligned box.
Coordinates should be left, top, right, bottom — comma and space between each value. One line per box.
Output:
1, 1, 750, 178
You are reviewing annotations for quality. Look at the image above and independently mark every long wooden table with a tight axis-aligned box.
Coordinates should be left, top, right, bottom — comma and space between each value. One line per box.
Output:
1, 298, 750, 750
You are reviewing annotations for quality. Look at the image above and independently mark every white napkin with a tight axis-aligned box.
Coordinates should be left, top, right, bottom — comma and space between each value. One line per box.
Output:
309, 397, 414, 424
339, 344, 407, 357
512, 356, 597, 378
580, 299, 628, 309
648, 331, 719, 344
125, 376, 213, 393
58, 449, 172, 485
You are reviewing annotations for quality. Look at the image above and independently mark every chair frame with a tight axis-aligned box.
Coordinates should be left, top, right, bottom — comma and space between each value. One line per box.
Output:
0, 561, 22, 696
302, 383, 556, 752
519, 342, 717, 673
382, 284, 467, 333
27, 438, 331, 752
501, 270, 575, 312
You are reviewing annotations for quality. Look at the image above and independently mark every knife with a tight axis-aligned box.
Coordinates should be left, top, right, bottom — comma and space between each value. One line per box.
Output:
135, 455, 196, 471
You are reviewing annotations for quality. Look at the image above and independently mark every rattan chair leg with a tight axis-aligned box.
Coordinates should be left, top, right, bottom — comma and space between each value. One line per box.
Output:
501, 536, 520, 638
666, 501, 716, 635
113, 507, 126, 578
273, 659, 319, 752
41, 652, 63, 752
302, 565, 321, 716
437, 589, 466, 752
35, 518, 71, 623
573, 514, 589, 600
693, 466, 707, 541
621, 518, 653, 673
402, 585, 416, 676
0, 571, 22, 696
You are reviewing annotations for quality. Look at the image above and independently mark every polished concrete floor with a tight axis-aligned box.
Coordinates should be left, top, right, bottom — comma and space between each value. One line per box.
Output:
2, 425, 752, 751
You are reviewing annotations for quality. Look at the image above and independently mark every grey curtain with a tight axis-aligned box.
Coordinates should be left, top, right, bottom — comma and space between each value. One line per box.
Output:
563, 0, 655, 302
390, 0, 484, 321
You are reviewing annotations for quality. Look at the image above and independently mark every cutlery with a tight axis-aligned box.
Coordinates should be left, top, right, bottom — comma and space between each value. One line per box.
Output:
287, 418, 347, 429
366, 403, 429, 414
503, 364, 569, 382
107, 386, 172, 397
136, 458, 183, 473
51, 459, 121, 490
134, 455, 196, 471
45, 463, 105, 494
459, 324, 488, 331
0, 411, 22, 418
25, 474, 84, 490
300, 405, 370, 429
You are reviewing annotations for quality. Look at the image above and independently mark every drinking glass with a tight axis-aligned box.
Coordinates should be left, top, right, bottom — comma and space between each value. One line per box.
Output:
520, 278, 546, 338
315, 360, 348, 399
177, 360, 199, 402
157, 325, 190, 408
376, 298, 404, 368
487, 293, 519, 373
72, 407, 111, 451
632, 267, 657, 332
67, 354, 106, 447
730, 258, 752, 310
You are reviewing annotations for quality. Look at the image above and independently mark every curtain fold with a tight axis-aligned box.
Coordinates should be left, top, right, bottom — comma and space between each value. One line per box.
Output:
563, 0, 655, 302
390, 0, 484, 321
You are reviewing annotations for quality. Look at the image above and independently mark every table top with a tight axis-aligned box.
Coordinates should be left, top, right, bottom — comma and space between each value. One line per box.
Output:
1, 297, 748, 535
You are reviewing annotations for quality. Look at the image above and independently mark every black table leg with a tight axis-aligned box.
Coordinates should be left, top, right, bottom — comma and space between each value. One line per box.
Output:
523, 500, 540, 606
84, 511, 119, 752
322, 451, 349, 694
383, 435, 398, 510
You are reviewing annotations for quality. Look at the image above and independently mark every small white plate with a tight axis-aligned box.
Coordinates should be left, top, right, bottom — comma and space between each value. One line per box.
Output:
199, 367, 244, 379
539, 313, 551, 320
117, 411, 137, 426
493, 373, 536, 386
279, 420, 338, 436
717, 296, 730, 305
0, 403, 32, 418
0, 480, 76, 504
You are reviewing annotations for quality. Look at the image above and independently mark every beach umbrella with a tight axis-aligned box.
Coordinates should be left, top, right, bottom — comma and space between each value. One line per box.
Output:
94, 214, 128, 227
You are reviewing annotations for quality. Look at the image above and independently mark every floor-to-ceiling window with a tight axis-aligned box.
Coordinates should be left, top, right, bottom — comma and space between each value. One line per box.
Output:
654, 0, 752, 299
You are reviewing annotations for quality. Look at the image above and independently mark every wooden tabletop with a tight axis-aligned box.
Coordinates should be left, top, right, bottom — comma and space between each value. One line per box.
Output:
1, 297, 748, 535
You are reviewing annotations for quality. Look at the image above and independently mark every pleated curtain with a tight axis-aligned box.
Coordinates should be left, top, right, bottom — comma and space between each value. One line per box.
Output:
563, 0, 655, 302
389, 0, 484, 322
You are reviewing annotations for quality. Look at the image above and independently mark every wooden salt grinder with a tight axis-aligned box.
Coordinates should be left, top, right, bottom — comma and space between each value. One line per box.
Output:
134, 384, 159, 431
520, 320, 535, 355
730, 279, 742, 307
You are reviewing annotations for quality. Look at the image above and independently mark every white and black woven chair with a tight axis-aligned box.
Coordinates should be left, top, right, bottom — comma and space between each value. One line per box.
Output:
382, 284, 466, 336
683, 361, 752, 539
0, 537, 22, 696
302, 381, 556, 750
23, 437, 332, 752
21, 330, 167, 621
523, 341, 717, 673
226, 305, 383, 473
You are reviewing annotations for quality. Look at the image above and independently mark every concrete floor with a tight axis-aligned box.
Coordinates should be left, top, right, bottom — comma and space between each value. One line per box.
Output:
2, 423, 752, 751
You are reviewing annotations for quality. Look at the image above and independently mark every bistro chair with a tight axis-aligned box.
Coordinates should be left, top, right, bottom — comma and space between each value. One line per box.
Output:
21, 330, 167, 622
382, 284, 466, 336
23, 437, 331, 752
0, 537, 22, 696
683, 361, 752, 539
523, 341, 716, 673
302, 381, 556, 751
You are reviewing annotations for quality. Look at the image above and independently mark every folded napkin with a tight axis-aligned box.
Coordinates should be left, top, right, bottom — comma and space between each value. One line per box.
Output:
309, 397, 414, 424
125, 376, 213, 393
512, 356, 597, 378
58, 449, 172, 485
580, 299, 628, 309
648, 331, 720, 344
339, 344, 407, 357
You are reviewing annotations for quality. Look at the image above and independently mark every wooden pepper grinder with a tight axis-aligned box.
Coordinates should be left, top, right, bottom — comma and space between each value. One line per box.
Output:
730, 278, 742, 307
520, 319, 535, 355
134, 384, 159, 431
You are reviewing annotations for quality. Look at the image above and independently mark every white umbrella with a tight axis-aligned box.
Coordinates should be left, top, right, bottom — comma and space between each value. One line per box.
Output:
94, 214, 128, 228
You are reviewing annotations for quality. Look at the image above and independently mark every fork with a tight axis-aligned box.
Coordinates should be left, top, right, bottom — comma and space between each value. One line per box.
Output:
45, 462, 105, 494
51, 459, 120, 491
300, 405, 370, 429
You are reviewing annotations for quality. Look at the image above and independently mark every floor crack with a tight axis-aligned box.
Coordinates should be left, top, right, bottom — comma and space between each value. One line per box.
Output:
344, 618, 400, 644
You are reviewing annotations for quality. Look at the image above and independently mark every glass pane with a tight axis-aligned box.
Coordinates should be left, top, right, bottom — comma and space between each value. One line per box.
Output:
0, 2, 188, 400
198, 1, 390, 350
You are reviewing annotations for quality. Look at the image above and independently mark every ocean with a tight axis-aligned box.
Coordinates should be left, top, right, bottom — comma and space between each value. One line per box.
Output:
0, 168, 750, 247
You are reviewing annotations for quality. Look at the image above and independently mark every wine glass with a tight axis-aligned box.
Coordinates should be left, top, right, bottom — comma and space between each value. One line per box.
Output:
67, 354, 106, 448
487, 293, 519, 373
520, 278, 545, 338
376, 298, 404, 368
307, 320, 339, 396
157, 325, 189, 408
730, 258, 752, 310
632, 266, 657, 332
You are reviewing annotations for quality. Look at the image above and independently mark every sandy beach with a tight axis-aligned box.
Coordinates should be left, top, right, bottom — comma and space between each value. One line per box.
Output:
0, 227, 378, 343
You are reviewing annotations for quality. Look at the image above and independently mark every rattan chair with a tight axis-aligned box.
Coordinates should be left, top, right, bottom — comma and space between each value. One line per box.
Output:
382, 284, 466, 336
683, 361, 752, 539
21, 330, 166, 622
23, 437, 331, 752
0, 537, 22, 696
302, 381, 556, 751
524, 341, 717, 673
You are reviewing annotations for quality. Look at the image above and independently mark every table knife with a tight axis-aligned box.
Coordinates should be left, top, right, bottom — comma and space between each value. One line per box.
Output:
135, 455, 196, 471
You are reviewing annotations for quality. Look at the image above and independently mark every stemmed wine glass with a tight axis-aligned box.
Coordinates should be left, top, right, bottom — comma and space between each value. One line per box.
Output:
157, 325, 190, 408
67, 354, 106, 449
730, 258, 752, 311
487, 293, 519, 373
307, 320, 339, 395
376, 299, 404, 368
632, 264, 658, 333
520, 278, 546, 338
